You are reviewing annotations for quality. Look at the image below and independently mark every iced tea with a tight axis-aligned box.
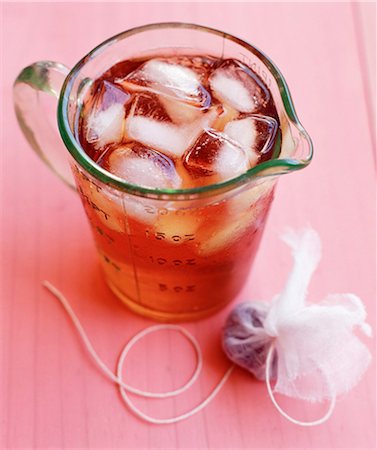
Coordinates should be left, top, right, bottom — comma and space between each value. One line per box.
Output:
74, 53, 280, 320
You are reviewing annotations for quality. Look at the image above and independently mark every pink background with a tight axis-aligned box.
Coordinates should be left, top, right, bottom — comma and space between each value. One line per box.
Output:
1, 2, 376, 449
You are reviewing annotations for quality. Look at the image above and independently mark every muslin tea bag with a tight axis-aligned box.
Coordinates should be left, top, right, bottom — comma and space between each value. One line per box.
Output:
43, 228, 371, 426
223, 228, 372, 424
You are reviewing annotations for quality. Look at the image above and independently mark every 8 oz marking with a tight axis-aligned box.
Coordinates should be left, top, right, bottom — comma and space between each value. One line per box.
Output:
158, 283, 196, 293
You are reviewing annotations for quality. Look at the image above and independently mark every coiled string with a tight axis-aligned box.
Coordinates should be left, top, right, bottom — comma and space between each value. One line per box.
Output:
43, 281, 335, 426
42, 281, 234, 424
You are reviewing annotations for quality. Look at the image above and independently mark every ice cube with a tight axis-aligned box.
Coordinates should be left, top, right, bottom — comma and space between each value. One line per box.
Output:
224, 117, 257, 151
215, 141, 249, 179
125, 115, 191, 158
199, 212, 252, 255
224, 118, 259, 167
125, 95, 219, 158
129, 92, 171, 122
86, 103, 125, 149
117, 58, 211, 108
93, 80, 131, 111
123, 196, 160, 225
129, 91, 203, 126
199, 192, 272, 256
85, 81, 130, 149
184, 129, 249, 181
106, 143, 182, 190
224, 115, 278, 167
78, 172, 162, 228
209, 59, 269, 113
228, 180, 275, 216
162, 54, 215, 78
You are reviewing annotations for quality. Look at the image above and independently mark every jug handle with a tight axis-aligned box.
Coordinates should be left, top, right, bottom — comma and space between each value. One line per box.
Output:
13, 61, 76, 190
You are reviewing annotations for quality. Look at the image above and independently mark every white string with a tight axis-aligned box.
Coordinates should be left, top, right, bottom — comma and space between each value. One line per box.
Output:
42, 281, 234, 424
43, 281, 338, 426
265, 344, 336, 426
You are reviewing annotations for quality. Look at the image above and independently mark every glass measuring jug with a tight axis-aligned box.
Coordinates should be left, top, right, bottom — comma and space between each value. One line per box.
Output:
13, 23, 312, 321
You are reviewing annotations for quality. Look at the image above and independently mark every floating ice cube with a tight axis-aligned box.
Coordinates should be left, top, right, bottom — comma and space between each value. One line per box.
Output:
163, 54, 215, 78
224, 118, 257, 152
125, 115, 192, 158
224, 118, 259, 167
210, 73, 251, 113
129, 92, 171, 122
199, 212, 252, 255
228, 180, 275, 216
123, 197, 160, 225
216, 141, 249, 178
199, 190, 273, 255
106, 143, 181, 189
129, 91, 203, 126
209, 59, 269, 113
94, 80, 131, 111
117, 58, 211, 108
85, 81, 130, 149
224, 115, 278, 166
78, 170, 165, 228
125, 95, 219, 158
184, 129, 249, 181
142, 60, 200, 96
86, 103, 125, 149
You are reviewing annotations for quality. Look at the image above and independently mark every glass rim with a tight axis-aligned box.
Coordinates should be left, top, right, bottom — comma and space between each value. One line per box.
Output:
57, 22, 313, 199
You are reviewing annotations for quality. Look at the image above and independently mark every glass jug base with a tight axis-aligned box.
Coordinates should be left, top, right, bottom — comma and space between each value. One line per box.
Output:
106, 279, 231, 322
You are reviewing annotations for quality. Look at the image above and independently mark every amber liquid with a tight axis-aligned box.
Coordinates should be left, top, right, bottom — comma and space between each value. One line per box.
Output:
76, 53, 279, 321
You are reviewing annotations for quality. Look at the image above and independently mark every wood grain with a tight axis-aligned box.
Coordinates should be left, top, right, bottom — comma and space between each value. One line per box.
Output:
1, 2, 375, 449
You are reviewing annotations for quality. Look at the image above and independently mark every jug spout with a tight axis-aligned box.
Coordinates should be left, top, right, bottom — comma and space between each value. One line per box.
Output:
250, 63, 314, 181
279, 111, 313, 169
244, 112, 312, 185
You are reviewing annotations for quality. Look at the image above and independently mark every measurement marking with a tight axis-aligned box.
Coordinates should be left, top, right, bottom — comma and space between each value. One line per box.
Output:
158, 283, 196, 293
145, 229, 196, 243
147, 256, 197, 266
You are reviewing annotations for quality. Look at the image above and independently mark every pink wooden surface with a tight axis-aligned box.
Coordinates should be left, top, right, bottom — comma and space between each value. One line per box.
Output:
1, 2, 376, 449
